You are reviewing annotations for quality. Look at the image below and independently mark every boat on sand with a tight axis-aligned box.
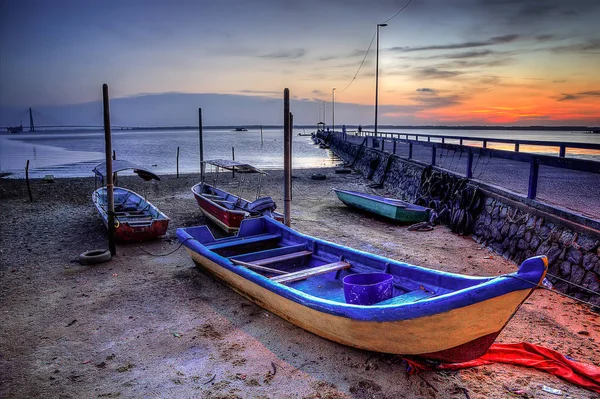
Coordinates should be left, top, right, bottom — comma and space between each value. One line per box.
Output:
177, 217, 547, 362
334, 189, 430, 224
192, 159, 283, 233
92, 160, 169, 241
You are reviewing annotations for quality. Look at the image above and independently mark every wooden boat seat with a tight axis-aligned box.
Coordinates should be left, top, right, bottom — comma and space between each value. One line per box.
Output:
205, 233, 282, 250
271, 261, 351, 284
251, 250, 313, 266
374, 289, 436, 306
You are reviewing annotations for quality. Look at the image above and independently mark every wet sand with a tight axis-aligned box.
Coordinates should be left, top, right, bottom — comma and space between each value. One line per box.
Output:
1, 169, 599, 398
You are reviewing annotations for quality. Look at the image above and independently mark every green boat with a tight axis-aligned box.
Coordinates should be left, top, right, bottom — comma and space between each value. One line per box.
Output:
333, 189, 430, 224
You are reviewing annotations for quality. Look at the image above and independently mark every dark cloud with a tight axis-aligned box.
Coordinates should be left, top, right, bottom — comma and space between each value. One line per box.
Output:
238, 90, 281, 95
445, 50, 495, 59
551, 39, 600, 53
435, 57, 514, 70
312, 89, 325, 95
409, 94, 462, 109
558, 90, 600, 101
415, 68, 463, 80
535, 34, 555, 42
390, 35, 520, 53
259, 48, 306, 59
416, 88, 436, 94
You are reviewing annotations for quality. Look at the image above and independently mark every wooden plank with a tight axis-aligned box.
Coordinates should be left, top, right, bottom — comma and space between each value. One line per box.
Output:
375, 289, 436, 306
252, 250, 312, 266
230, 259, 289, 275
271, 261, 351, 284
205, 233, 281, 250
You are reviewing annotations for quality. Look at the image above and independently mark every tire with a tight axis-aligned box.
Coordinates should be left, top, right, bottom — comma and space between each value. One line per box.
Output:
311, 174, 326, 181
335, 168, 352, 174
79, 249, 112, 265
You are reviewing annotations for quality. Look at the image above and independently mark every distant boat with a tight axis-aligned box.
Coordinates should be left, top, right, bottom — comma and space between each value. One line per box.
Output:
92, 160, 170, 241
233, 127, 248, 132
177, 216, 548, 362
192, 159, 284, 233
334, 189, 430, 224
6, 123, 23, 133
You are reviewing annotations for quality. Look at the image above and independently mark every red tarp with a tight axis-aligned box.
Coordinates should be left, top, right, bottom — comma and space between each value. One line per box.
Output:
404, 342, 600, 393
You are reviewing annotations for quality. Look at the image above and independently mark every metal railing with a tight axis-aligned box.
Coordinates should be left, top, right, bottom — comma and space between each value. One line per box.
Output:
351, 130, 600, 158
329, 131, 600, 200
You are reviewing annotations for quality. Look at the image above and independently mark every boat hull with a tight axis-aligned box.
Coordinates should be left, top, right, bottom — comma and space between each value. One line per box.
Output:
192, 183, 284, 233
334, 189, 430, 224
187, 249, 535, 361
93, 187, 170, 241
178, 218, 547, 362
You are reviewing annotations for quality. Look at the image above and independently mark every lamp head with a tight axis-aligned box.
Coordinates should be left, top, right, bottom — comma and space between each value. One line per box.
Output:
378, 23, 388, 27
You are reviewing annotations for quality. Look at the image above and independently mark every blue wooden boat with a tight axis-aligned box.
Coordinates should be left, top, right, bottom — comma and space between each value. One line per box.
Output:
334, 189, 430, 224
177, 217, 547, 362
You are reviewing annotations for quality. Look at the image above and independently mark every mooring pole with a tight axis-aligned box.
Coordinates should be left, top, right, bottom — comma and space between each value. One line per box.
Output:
25, 160, 33, 202
198, 108, 204, 182
283, 88, 292, 227
289, 112, 293, 201
176, 146, 180, 178
260, 125, 264, 146
103, 83, 116, 256
29, 108, 35, 132
232, 147, 235, 178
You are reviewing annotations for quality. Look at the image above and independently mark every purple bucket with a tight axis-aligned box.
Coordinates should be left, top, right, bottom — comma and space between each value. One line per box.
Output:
342, 273, 393, 305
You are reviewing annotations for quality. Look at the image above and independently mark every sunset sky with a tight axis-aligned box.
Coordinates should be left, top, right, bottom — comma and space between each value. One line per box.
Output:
1, 0, 599, 126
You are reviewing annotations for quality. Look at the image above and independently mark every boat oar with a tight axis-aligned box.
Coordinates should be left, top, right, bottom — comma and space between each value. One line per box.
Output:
230, 259, 289, 275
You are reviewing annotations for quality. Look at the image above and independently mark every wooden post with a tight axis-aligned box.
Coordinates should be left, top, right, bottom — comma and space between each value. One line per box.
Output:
460, 138, 463, 145
289, 112, 293, 201
112, 150, 117, 186
260, 125, 264, 146
527, 157, 539, 200
29, 107, 35, 132
232, 147, 235, 178
393, 139, 396, 154
483, 139, 488, 148
467, 150, 473, 178
176, 146, 180, 178
25, 160, 33, 202
283, 88, 291, 227
515, 142, 520, 152
199, 108, 204, 182
408, 142, 413, 159
103, 83, 116, 256
431, 146, 437, 166
559, 145, 566, 158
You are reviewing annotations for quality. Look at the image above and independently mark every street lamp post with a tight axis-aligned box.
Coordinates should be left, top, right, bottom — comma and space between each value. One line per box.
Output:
375, 23, 387, 138
323, 101, 326, 126
332, 88, 336, 134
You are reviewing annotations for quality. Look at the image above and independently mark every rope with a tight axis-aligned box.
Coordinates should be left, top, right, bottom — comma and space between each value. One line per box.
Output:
546, 272, 600, 297
136, 237, 192, 257
505, 274, 600, 309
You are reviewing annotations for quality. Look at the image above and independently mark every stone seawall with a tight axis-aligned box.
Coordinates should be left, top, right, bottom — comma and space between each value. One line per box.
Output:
327, 134, 600, 308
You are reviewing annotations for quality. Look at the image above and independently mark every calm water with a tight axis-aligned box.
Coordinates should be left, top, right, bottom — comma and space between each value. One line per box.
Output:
1, 127, 599, 178
0, 128, 341, 178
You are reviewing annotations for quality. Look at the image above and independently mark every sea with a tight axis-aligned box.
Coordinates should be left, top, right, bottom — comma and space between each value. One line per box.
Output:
1, 127, 599, 179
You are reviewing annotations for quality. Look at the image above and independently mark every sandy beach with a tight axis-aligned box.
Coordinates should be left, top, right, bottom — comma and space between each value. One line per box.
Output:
1, 168, 599, 399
